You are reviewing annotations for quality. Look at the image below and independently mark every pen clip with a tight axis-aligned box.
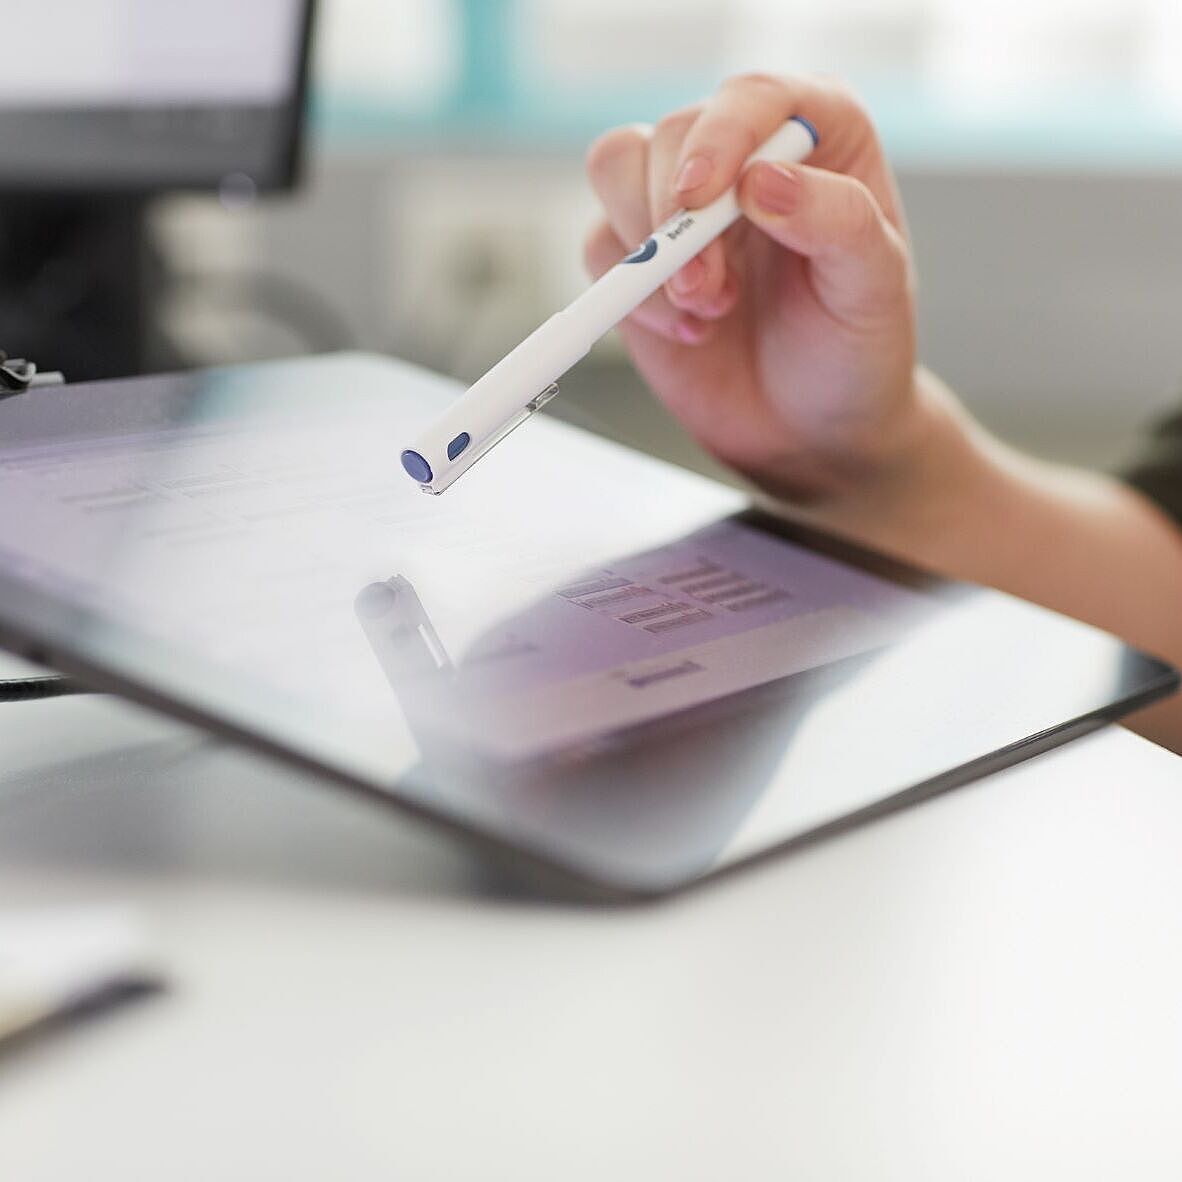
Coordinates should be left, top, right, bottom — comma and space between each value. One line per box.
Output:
420, 382, 560, 495
524, 382, 560, 414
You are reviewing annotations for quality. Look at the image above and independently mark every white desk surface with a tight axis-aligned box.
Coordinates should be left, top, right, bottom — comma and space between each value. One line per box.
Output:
1, 690, 1180, 1181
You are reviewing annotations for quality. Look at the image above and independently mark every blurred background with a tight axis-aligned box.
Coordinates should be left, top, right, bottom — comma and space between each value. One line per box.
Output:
2, 0, 1182, 478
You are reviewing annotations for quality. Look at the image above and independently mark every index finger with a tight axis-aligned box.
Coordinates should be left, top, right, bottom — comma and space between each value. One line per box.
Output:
672, 73, 905, 235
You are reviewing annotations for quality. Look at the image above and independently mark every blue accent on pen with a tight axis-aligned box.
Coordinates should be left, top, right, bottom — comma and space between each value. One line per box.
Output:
400, 449, 434, 483
621, 237, 658, 264
789, 115, 820, 148
447, 432, 471, 461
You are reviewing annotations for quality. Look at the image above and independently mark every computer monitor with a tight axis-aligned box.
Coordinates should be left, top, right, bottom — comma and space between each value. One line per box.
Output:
0, 0, 316, 381
0, 0, 314, 194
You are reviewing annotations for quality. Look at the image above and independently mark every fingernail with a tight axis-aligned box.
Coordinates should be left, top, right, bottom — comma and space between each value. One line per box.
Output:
751, 163, 801, 216
669, 256, 705, 296
674, 154, 713, 194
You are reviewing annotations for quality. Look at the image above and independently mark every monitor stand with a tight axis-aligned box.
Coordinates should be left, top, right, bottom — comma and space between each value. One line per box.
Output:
0, 197, 174, 383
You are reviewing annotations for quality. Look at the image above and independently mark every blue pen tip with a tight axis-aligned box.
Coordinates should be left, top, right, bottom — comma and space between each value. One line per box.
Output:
400, 449, 433, 484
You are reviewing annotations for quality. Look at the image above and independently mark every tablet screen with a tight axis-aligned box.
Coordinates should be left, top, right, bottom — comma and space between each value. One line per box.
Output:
0, 356, 1171, 893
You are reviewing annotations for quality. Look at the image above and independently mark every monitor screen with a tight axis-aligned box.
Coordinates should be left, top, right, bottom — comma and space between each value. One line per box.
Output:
0, 0, 313, 193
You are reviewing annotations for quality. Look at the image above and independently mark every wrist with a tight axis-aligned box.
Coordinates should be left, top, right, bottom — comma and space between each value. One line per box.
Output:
769, 368, 994, 564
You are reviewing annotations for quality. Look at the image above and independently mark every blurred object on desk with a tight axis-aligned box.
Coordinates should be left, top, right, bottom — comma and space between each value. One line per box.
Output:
0, 906, 162, 1052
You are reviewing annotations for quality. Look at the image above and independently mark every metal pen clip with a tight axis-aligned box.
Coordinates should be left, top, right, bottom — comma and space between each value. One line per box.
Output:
418, 382, 560, 495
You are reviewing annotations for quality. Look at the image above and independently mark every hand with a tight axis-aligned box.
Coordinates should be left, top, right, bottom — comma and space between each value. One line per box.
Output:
584, 74, 922, 502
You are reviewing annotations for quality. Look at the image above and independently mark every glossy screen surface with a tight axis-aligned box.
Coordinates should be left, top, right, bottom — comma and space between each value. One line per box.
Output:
0, 355, 1173, 893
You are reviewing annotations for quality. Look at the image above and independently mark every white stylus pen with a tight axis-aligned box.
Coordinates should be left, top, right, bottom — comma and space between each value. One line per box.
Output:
401, 115, 819, 494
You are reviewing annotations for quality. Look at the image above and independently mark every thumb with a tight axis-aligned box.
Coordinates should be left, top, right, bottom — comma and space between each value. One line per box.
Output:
738, 161, 910, 324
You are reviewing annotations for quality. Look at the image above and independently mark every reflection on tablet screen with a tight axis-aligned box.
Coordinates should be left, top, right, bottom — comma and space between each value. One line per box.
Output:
355, 513, 927, 767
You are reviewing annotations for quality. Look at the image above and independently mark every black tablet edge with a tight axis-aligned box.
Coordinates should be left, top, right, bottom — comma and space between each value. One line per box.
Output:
678, 666, 1180, 903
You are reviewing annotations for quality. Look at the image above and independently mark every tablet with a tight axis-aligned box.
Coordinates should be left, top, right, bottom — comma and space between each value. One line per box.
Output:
0, 354, 1175, 899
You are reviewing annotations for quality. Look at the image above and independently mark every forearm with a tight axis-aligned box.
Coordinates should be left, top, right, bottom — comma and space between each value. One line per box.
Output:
804, 369, 1182, 749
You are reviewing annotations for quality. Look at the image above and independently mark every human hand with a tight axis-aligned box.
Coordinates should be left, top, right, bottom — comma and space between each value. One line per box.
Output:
585, 74, 922, 502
